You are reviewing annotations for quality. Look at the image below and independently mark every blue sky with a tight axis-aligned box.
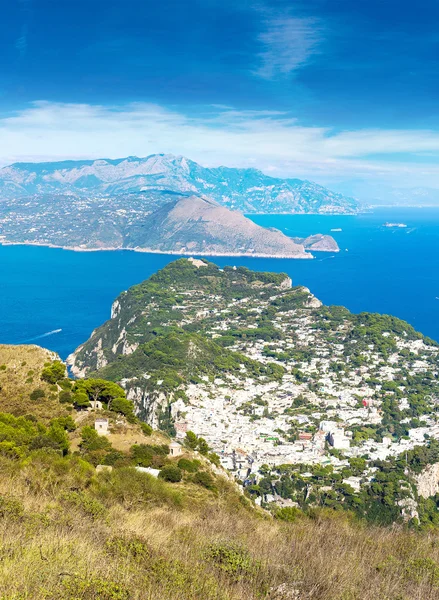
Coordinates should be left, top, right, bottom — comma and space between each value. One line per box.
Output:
1, 0, 439, 198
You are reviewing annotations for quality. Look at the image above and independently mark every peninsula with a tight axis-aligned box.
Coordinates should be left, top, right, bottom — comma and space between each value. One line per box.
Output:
0, 194, 339, 258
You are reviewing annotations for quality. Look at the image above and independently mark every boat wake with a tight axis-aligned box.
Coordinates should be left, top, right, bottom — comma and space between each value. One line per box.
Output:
19, 329, 62, 343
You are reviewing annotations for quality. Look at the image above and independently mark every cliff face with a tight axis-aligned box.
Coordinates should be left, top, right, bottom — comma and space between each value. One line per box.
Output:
416, 463, 439, 498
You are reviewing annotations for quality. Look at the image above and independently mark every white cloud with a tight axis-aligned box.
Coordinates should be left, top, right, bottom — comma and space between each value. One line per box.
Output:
1, 101, 439, 190
254, 17, 322, 79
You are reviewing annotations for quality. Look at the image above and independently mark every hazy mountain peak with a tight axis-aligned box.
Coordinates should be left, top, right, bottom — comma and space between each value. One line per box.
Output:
0, 153, 359, 214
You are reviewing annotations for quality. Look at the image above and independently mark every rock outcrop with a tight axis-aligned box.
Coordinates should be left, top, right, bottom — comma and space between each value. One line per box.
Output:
416, 462, 439, 498
300, 234, 340, 253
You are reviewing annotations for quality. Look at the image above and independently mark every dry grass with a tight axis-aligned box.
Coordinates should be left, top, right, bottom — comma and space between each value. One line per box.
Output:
0, 344, 67, 421
2, 459, 439, 600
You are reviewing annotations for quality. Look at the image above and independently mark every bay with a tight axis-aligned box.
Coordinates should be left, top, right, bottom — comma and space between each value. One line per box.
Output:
0, 207, 438, 359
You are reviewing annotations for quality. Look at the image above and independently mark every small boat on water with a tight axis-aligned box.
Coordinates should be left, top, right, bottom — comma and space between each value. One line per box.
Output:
384, 222, 407, 228
331, 228, 342, 232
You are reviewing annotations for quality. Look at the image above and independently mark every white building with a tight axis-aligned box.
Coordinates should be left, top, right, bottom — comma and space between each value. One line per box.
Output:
329, 431, 350, 450
169, 441, 183, 457
95, 418, 109, 436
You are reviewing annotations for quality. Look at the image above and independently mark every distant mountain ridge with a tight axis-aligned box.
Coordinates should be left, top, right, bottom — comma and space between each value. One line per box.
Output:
0, 153, 360, 214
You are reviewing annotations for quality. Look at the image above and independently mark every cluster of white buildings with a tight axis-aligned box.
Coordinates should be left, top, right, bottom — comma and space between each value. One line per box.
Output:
164, 288, 439, 485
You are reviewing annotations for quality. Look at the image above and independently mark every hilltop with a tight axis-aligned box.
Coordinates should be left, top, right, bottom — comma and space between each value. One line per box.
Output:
0, 153, 359, 214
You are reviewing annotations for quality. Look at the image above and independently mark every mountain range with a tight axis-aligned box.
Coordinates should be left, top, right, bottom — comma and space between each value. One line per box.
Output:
0, 154, 360, 214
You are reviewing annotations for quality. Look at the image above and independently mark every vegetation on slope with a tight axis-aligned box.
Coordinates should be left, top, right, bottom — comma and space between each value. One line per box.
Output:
70, 259, 291, 372
0, 345, 69, 421
4, 422, 439, 599
3, 343, 439, 597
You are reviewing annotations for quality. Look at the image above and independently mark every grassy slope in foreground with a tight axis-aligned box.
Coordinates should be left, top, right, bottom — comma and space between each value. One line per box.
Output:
1, 346, 439, 599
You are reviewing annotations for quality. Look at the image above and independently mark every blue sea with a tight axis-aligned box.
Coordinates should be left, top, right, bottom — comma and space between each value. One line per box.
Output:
1, 207, 439, 359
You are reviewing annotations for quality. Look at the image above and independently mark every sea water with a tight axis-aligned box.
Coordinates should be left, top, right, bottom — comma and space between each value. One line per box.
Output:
0, 207, 438, 358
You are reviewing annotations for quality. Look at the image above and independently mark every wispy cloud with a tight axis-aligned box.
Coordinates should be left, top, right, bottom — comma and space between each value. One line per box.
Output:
15, 0, 32, 57
15, 25, 28, 57
1, 101, 439, 190
255, 16, 322, 79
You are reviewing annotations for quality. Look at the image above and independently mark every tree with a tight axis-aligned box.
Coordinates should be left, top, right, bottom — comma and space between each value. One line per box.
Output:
197, 437, 209, 455
185, 431, 198, 450
41, 361, 66, 384
52, 416, 76, 432
80, 426, 112, 452
72, 391, 91, 409
110, 397, 136, 422
59, 390, 73, 404
74, 379, 125, 409
140, 423, 153, 436
159, 465, 182, 483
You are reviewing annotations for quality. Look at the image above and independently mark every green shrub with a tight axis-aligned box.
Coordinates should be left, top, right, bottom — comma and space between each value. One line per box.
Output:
0, 494, 24, 520
61, 491, 107, 520
405, 557, 439, 586
140, 422, 153, 436
192, 471, 215, 490
58, 575, 130, 600
93, 468, 183, 509
105, 535, 151, 561
206, 541, 257, 578
275, 506, 303, 523
177, 458, 199, 473
130, 443, 169, 468
30, 388, 45, 401
159, 465, 182, 483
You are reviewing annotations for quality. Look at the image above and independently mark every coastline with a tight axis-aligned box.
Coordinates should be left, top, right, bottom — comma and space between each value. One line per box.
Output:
0, 240, 318, 260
